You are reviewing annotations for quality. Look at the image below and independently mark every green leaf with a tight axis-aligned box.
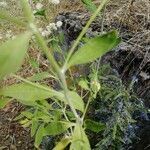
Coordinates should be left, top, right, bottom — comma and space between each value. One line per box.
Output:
20, 118, 31, 127
0, 97, 11, 109
35, 111, 51, 123
34, 9, 46, 18
85, 119, 105, 133
35, 124, 46, 148
29, 58, 39, 69
67, 31, 121, 68
67, 91, 85, 112
81, 0, 97, 12
55, 91, 85, 112
78, 80, 90, 90
70, 124, 91, 150
0, 32, 31, 80
0, 83, 61, 105
35, 121, 73, 148
45, 121, 73, 136
53, 137, 71, 150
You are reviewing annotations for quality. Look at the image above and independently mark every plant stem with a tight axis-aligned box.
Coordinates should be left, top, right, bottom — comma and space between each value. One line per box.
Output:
59, 73, 80, 120
33, 29, 79, 120
12, 74, 61, 96
82, 97, 91, 120
20, 0, 79, 119
101, 4, 106, 33
21, 1, 61, 76
63, 0, 109, 71
34, 31, 61, 75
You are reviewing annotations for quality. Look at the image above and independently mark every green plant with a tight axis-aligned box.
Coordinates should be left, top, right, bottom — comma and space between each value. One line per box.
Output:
86, 65, 143, 150
0, 0, 121, 149
81, 0, 97, 12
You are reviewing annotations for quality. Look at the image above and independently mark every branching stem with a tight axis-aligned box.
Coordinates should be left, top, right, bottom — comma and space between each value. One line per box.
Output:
63, 0, 109, 72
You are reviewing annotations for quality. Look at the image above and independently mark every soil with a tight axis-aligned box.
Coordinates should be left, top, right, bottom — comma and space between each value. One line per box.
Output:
0, 101, 34, 150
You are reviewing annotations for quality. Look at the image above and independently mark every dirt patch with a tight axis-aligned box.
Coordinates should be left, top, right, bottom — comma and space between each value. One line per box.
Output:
0, 101, 34, 150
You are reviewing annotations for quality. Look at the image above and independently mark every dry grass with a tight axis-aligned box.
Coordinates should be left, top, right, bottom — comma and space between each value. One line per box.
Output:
103, 0, 150, 62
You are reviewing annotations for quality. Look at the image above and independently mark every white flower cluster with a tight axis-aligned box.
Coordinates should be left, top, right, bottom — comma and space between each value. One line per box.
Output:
34, 0, 60, 12
0, 1, 7, 7
49, 0, 60, 5
39, 21, 62, 37
35, 3, 43, 10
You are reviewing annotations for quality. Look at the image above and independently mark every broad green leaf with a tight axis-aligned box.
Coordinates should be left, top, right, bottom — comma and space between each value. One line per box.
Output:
67, 91, 85, 112
35, 124, 46, 148
35, 121, 73, 148
0, 97, 11, 109
0, 32, 31, 80
45, 121, 74, 136
53, 137, 71, 150
0, 82, 84, 111
67, 31, 121, 68
35, 111, 51, 123
78, 80, 90, 90
55, 91, 85, 112
0, 83, 62, 105
85, 119, 105, 133
70, 124, 91, 150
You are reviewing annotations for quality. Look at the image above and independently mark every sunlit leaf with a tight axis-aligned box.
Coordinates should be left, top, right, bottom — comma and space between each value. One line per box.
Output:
0, 32, 31, 80
67, 31, 121, 68
70, 124, 91, 150
20, 118, 31, 127
45, 121, 74, 136
67, 91, 85, 112
53, 137, 71, 150
55, 91, 85, 112
35, 111, 51, 123
0, 83, 62, 105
